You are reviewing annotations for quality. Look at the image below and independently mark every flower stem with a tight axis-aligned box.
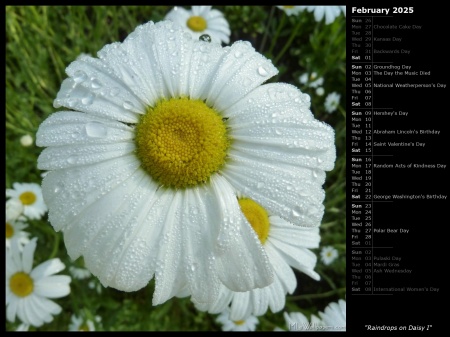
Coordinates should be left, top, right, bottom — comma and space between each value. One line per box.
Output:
259, 6, 275, 53
268, 11, 286, 57
288, 288, 346, 301
273, 18, 302, 65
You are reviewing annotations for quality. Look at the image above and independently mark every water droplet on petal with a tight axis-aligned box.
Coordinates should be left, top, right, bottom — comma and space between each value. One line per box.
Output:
234, 51, 243, 58
123, 101, 134, 110
257, 66, 268, 76
91, 79, 102, 89
67, 156, 76, 164
199, 34, 211, 42
85, 121, 108, 138
109, 87, 120, 96
67, 98, 78, 107
243, 77, 252, 87
257, 182, 264, 189
81, 93, 95, 105
275, 128, 282, 135
73, 70, 88, 83
292, 207, 301, 217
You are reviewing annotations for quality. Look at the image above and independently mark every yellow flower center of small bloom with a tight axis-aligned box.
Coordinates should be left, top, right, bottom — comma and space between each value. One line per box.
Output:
79, 323, 90, 331
283, 6, 295, 9
135, 97, 229, 189
234, 320, 246, 325
187, 15, 207, 32
6, 222, 14, 238
19, 191, 37, 205
10, 272, 34, 297
238, 198, 270, 244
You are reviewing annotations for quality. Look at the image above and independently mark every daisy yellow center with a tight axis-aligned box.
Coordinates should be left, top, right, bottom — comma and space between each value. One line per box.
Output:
135, 97, 229, 189
234, 320, 246, 325
19, 191, 36, 205
187, 16, 207, 32
6, 222, 14, 238
238, 198, 270, 244
79, 323, 90, 331
283, 6, 294, 9
10, 272, 34, 297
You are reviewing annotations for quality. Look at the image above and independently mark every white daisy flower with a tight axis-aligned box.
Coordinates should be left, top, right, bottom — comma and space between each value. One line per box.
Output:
318, 299, 346, 331
88, 279, 103, 294
6, 238, 71, 327
69, 313, 96, 331
300, 6, 346, 25
324, 92, 341, 113
196, 196, 320, 320
36, 20, 335, 306
6, 218, 30, 251
6, 182, 48, 220
315, 87, 325, 96
69, 266, 92, 280
298, 72, 324, 89
165, 6, 230, 44
6, 198, 25, 221
283, 311, 324, 331
276, 6, 303, 16
20, 134, 34, 147
216, 308, 259, 331
320, 245, 338, 265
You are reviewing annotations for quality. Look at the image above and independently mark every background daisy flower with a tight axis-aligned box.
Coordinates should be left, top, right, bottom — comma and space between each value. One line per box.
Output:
320, 245, 338, 265
196, 196, 321, 320
298, 72, 324, 89
6, 218, 30, 250
276, 6, 302, 17
165, 6, 231, 44
6, 182, 47, 220
324, 92, 341, 113
36, 20, 335, 307
318, 298, 346, 331
69, 313, 96, 331
6, 197, 24, 221
69, 266, 92, 280
6, 238, 71, 327
300, 6, 346, 25
215, 308, 259, 331
20, 134, 34, 147
283, 311, 323, 331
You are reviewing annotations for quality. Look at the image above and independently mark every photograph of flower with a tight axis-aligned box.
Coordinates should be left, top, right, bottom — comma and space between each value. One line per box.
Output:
6, 6, 346, 331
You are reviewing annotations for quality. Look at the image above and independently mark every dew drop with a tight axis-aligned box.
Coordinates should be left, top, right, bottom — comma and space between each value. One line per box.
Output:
257, 182, 264, 189
275, 128, 282, 135
199, 34, 211, 43
67, 98, 78, 107
110, 87, 120, 96
73, 70, 88, 83
257, 66, 268, 77
243, 77, 252, 87
234, 50, 243, 58
91, 79, 102, 89
292, 207, 301, 217
85, 121, 108, 138
81, 93, 95, 105
183, 32, 192, 40
67, 156, 77, 164
123, 101, 134, 110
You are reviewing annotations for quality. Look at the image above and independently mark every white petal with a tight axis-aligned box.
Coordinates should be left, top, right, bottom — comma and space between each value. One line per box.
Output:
152, 192, 187, 305
34, 275, 71, 298
55, 55, 145, 122
269, 216, 321, 248
140, 21, 195, 99
251, 287, 270, 317
6, 297, 18, 322
229, 291, 252, 321
38, 141, 135, 170
70, 170, 162, 292
21, 297, 44, 327
178, 188, 221, 306
271, 238, 320, 281
29, 295, 60, 324
221, 157, 325, 227
267, 276, 285, 313
206, 41, 278, 111
42, 154, 141, 233
210, 175, 274, 291
265, 242, 297, 294
36, 111, 134, 149
226, 83, 335, 171
31, 258, 66, 280
186, 40, 224, 100
22, 238, 37, 274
